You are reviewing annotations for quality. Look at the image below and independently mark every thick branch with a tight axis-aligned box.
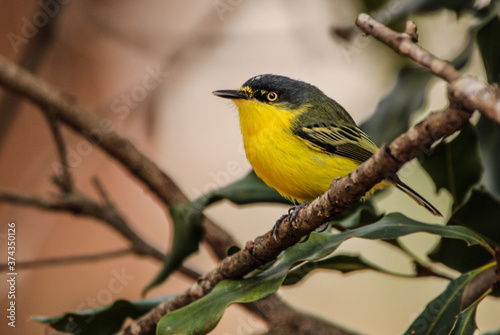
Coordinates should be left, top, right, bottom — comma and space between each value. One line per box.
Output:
355, 13, 500, 125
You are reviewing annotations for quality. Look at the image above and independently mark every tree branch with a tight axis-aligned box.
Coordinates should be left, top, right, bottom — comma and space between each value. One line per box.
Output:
0, 189, 199, 280
0, 248, 132, 271
355, 13, 500, 124
43, 108, 74, 193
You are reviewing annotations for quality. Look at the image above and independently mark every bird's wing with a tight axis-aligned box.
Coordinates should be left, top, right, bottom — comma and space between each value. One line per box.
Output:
294, 123, 378, 163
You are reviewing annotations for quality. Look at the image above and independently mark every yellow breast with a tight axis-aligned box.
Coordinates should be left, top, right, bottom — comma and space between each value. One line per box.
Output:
234, 100, 362, 203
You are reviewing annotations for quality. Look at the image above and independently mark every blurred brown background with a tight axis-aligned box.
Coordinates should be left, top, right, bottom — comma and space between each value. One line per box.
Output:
0, 1, 498, 334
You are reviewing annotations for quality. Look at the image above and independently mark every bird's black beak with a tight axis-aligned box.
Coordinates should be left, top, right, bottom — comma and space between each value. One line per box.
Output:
212, 89, 249, 100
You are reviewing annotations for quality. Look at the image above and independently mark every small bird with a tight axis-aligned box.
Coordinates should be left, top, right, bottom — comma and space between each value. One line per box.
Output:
213, 74, 442, 231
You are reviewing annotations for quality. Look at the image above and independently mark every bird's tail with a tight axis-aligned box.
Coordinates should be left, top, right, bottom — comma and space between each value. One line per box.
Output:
391, 176, 443, 217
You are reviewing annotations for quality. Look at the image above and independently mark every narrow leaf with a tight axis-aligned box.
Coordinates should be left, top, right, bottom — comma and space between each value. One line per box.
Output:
144, 171, 289, 294
404, 266, 488, 335
421, 123, 483, 207
283, 253, 411, 285
449, 298, 481, 335
32, 296, 171, 335
361, 66, 432, 145
214, 170, 291, 205
429, 188, 499, 272
330, 199, 382, 231
477, 116, 500, 199
143, 203, 204, 294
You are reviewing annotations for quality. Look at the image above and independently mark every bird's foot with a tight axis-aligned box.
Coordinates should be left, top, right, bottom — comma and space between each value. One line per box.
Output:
272, 202, 310, 242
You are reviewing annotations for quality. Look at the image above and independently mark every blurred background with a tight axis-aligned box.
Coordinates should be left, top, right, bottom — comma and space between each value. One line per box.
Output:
0, 1, 498, 334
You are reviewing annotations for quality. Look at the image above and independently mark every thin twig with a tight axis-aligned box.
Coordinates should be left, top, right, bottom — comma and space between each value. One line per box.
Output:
0, 0, 63, 150
92, 177, 114, 207
0, 190, 200, 280
42, 108, 73, 193
355, 14, 500, 125
0, 248, 132, 271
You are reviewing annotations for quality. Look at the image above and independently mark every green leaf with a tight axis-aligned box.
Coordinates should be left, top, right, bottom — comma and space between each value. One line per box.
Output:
477, 116, 500, 198
143, 171, 289, 294
143, 203, 205, 295
421, 123, 483, 207
361, 66, 433, 145
32, 296, 171, 335
157, 274, 282, 335
449, 297, 481, 335
214, 169, 291, 205
156, 213, 491, 335
463, 0, 500, 200
192, 170, 291, 210
429, 188, 499, 272
404, 265, 490, 335
283, 253, 410, 285
477, 13, 500, 84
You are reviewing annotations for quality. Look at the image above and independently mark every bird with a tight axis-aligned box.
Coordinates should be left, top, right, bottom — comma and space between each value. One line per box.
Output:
213, 74, 442, 237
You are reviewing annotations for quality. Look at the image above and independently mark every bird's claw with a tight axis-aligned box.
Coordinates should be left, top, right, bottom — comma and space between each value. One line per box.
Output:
272, 213, 288, 242
272, 202, 310, 243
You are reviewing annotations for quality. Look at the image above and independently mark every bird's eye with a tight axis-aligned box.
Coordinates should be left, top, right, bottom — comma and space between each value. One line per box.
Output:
267, 92, 278, 102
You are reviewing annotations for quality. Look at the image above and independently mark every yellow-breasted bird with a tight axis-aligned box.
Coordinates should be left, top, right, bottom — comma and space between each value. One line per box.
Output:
213, 74, 442, 229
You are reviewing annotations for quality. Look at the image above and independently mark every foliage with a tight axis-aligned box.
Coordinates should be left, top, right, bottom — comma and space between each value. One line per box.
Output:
32, 296, 172, 335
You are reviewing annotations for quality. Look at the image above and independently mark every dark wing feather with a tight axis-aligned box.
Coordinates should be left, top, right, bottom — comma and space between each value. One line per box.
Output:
295, 124, 378, 163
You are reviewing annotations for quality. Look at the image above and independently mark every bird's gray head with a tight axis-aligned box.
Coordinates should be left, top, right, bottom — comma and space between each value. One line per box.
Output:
240, 74, 324, 109
213, 74, 326, 109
